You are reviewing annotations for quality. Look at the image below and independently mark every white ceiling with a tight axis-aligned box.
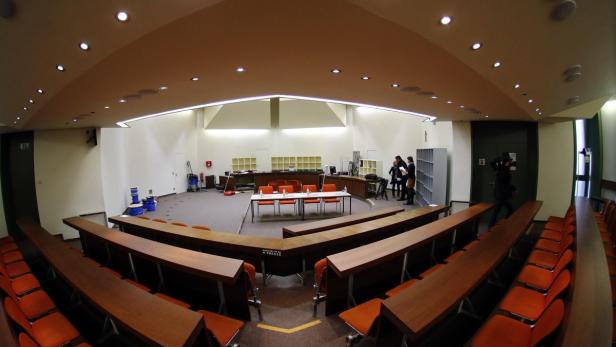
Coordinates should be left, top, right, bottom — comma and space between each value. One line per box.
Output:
1, 0, 614, 130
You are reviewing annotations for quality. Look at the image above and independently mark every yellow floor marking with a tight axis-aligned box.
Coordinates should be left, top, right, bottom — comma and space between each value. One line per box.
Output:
256, 320, 321, 334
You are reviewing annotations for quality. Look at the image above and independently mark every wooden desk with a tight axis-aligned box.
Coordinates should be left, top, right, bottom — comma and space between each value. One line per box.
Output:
17, 219, 205, 347
323, 175, 375, 199
378, 201, 541, 343
282, 206, 404, 238
325, 203, 493, 314
558, 197, 612, 347
63, 217, 250, 320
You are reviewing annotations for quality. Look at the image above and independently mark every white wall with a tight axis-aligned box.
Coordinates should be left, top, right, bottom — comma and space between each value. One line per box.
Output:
450, 122, 472, 201
536, 122, 575, 221
34, 129, 106, 238
601, 99, 616, 200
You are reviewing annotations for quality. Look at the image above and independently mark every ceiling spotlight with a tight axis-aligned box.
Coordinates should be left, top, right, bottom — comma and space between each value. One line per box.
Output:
447, 100, 453, 104
119, 99, 126, 103
471, 42, 482, 50
493, 61, 502, 68
539, 112, 543, 115
535, 108, 540, 112
331, 68, 341, 74
484, 115, 489, 118
104, 106, 110, 109
514, 83, 520, 89
16, 116, 21, 120
36, 88, 44, 94
440, 16, 452, 25
28, 99, 34, 104
190, 76, 199, 81
391, 83, 400, 88
79, 42, 90, 51
528, 99, 533, 103
159, 86, 168, 90
361, 76, 370, 80
236, 67, 245, 73
431, 96, 438, 99
23, 107, 27, 111
116, 11, 129, 22
459, 105, 465, 109
56, 64, 65, 72
72, 119, 78, 123
13, 121, 17, 124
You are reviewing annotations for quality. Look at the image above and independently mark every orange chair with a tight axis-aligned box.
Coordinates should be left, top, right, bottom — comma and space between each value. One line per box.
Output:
152, 218, 167, 224
539, 224, 575, 243
3, 250, 25, 264
0, 235, 14, 245
198, 310, 244, 347
243, 262, 262, 320
0, 275, 56, 320
313, 258, 328, 316
0, 241, 18, 254
527, 235, 574, 270
322, 183, 341, 214
498, 270, 570, 322
517, 250, 573, 291
302, 184, 321, 214
470, 300, 565, 347
278, 185, 297, 215
2, 260, 32, 279
256, 186, 275, 216
4, 297, 80, 347
171, 222, 188, 227
0, 268, 41, 297
338, 298, 383, 346
137, 216, 150, 220
155, 293, 191, 309
547, 206, 575, 224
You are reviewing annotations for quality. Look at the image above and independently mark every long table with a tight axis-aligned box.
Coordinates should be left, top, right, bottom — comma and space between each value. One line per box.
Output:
63, 217, 250, 320
109, 205, 447, 281
250, 191, 352, 222
377, 201, 541, 344
17, 219, 205, 347
325, 203, 494, 314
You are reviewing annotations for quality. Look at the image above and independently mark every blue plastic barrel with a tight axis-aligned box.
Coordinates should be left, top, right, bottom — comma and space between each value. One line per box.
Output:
128, 203, 144, 216
130, 187, 139, 204
144, 196, 156, 211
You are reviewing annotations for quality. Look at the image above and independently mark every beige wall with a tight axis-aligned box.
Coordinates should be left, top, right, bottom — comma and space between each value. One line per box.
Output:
601, 99, 616, 200
536, 121, 574, 220
34, 129, 106, 239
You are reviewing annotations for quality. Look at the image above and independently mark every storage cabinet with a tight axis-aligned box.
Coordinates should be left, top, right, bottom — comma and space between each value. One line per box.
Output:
271, 156, 322, 171
231, 157, 257, 171
415, 148, 447, 206
359, 159, 382, 177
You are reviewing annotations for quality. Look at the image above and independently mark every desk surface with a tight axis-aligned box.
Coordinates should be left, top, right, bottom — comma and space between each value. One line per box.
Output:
17, 219, 205, 347
327, 203, 494, 277
380, 201, 541, 339
64, 217, 244, 283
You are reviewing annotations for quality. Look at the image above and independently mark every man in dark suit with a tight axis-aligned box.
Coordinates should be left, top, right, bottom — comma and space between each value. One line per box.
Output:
395, 155, 408, 201
489, 153, 516, 226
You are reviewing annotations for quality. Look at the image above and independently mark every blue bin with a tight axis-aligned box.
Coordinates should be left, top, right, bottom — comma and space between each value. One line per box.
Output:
130, 187, 139, 204
128, 203, 144, 216
144, 196, 156, 212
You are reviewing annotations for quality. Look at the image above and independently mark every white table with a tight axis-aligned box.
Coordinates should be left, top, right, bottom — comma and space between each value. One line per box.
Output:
250, 191, 352, 222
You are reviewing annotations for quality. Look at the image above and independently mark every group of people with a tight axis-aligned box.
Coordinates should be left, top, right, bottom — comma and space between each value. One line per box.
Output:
388, 155, 416, 205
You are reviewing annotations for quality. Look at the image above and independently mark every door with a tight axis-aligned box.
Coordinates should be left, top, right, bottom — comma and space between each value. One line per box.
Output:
1, 132, 40, 237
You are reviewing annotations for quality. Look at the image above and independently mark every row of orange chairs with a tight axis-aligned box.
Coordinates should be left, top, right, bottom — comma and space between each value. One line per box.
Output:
596, 200, 616, 344
0, 236, 91, 347
136, 215, 211, 230
257, 183, 341, 216
469, 205, 576, 346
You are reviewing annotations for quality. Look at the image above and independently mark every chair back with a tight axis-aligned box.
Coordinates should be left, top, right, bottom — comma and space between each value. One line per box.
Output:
4, 297, 33, 335
278, 185, 294, 193
530, 300, 565, 346
153, 218, 167, 224
171, 222, 188, 227
243, 262, 257, 297
302, 185, 317, 193
314, 258, 328, 292
559, 235, 575, 253
192, 225, 211, 231
322, 184, 337, 192
258, 186, 274, 194
19, 333, 39, 347
137, 216, 150, 220
546, 270, 571, 306
0, 274, 17, 300
553, 250, 574, 278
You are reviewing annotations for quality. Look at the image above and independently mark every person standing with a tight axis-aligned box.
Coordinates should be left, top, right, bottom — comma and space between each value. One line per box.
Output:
395, 155, 408, 201
388, 161, 401, 197
405, 156, 416, 205
489, 153, 516, 226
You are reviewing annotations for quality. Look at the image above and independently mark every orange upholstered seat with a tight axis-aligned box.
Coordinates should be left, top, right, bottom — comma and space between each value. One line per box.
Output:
3, 250, 24, 264
5, 297, 80, 347
539, 224, 574, 242
19, 333, 39, 347
322, 183, 341, 213
171, 222, 188, 227
243, 262, 262, 320
256, 185, 275, 216
313, 258, 328, 315
137, 216, 150, 220
338, 298, 383, 336
386, 279, 418, 297
302, 184, 321, 212
0, 275, 55, 320
527, 235, 573, 270
517, 250, 572, 291
199, 310, 244, 347
533, 238, 562, 254
499, 270, 570, 322
0, 242, 18, 254
5, 261, 32, 278
155, 293, 191, 309
470, 300, 564, 347
192, 225, 211, 231
152, 218, 167, 224
10, 273, 41, 296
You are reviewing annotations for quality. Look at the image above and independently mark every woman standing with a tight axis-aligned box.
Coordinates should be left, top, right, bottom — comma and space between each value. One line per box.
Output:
395, 155, 408, 201
388, 161, 401, 197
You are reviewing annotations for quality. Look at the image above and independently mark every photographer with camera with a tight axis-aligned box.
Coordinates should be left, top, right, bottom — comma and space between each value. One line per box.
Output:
489, 152, 516, 227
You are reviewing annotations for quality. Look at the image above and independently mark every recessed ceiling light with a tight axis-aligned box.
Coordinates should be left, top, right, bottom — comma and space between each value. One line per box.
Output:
28, 99, 34, 104
16, 116, 21, 120
391, 83, 400, 88
190, 76, 199, 81
331, 68, 341, 74
119, 99, 126, 103
236, 67, 245, 73
431, 96, 438, 99
159, 86, 168, 90
535, 108, 540, 112
514, 83, 520, 89
361, 76, 370, 80
116, 11, 129, 22
104, 106, 110, 109
493, 61, 502, 68
471, 42, 482, 50
79, 42, 90, 51
538, 112, 542, 115
528, 99, 533, 103
440, 16, 452, 25
13, 121, 17, 124
447, 100, 453, 104
459, 105, 465, 109
23, 107, 27, 111
72, 119, 78, 122
56, 64, 65, 72
36, 89, 44, 94
484, 115, 489, 118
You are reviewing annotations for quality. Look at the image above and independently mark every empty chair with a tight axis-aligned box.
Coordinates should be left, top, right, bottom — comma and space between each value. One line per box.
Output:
321, 183, 341, 214
18, 334, 93, 347
0, 241, 18, 254
470, 300, 565, 347
0, 275, 56, 320
4, 297, 81, 347
313, 258, 328, 316
338, 298, 383, 346
243, 262, 262, 320
527, 235, 574, 270
302, 184, 321, 214
0, 268, 41, 297
3, 250, 25, 264
499, 270, 570, 322
152, 218, 167, 224
2, 260, 32, 279
192, 225, 211, 231
278, 185, 297, 215
171, 222, 188, 227
547, 206, 575, 224
137, 216, 150, 220
517, 250, 573, 291
534, 237, 566, 254
539, 224, 575, 243
256, 185, 275, 216
198, 310, 244, 347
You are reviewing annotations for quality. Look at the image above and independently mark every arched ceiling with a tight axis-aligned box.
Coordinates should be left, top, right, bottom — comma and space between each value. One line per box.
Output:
1, 0, 614, 130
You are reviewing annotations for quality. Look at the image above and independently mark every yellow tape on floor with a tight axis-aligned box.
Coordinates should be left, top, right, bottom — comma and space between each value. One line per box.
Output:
256, 320, 321, 334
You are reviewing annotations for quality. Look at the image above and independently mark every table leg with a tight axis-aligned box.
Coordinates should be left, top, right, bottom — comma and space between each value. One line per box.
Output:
349, 196, 352, 215
251, 201, 254, 223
